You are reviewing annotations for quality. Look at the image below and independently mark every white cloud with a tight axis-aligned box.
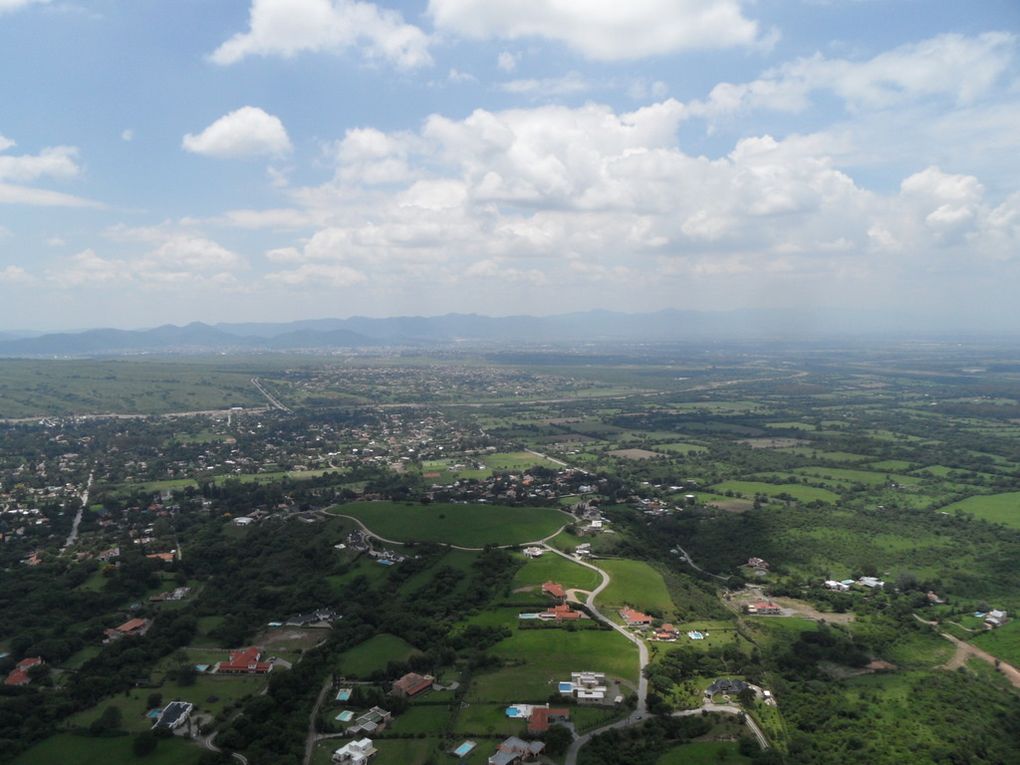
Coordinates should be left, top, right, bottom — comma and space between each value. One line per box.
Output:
496, 51, 518, 72
499, 71, 591, 98
265, 263, 367, 287
0, 265, 33, 284
428, 0, 760, 60
211, 0, 431, 69
0, 142, 80, 183
690, 32, 1016, 120
183, 107, 292, 159
447, 67, 476, 83
121, 129, 134, 142
0, 183, 98, 207
0, 0, 49, 14
49, 249, 126, 287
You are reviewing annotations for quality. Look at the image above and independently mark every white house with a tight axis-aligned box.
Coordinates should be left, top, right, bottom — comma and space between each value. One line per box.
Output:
333, 738, 377, 764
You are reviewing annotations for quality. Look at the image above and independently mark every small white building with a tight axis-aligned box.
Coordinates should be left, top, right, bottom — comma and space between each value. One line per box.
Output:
858, 576, 885, 589
333, 738, 377, 764
986, 609, 1008, 628
522, 546, 544, 559
824, 580, 850, 592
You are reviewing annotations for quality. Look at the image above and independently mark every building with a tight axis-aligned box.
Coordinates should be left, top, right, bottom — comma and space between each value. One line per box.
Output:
824, 580, 850, 592
392, 672, 433, 697
104, 617, 152, 642
284, 608, 339, 627
522, 547, 544, 558
619, 607, 653, 627
559, 672, 608, 703
746, 601, 782, 615
153, 701, 193, 730
346, 707, 391, 736
539, 603, 582, 621
706, 678, 749, 697
217, 647, 272, 674
653, 623, 680, 641
747, 557, 769, 570
527, 706, 570, 734
858, 576, 885, 589
488, 736, 545, 765
4, 657, 43, 687
986, 609, 1008, 628
332, 738, 377, 764
542, 581, 567, 601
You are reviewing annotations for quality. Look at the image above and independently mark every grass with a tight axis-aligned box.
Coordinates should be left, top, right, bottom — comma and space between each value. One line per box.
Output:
597, 559, 675, 616
485, 451, 563, 470
939, 492, 1020, 529
329, 501, 566, 547
971, 619, 1020, 666
13, 734, 204, 765
653, 442, 709, 455
655, 742, 751, 765
511, 552, 602, 592
709, 481, 839, 504
336, 633, 421, 678
472, 629, 637, 702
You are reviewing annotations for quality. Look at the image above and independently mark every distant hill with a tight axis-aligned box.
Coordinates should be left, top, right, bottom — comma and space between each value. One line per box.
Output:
0, 308, 958, 357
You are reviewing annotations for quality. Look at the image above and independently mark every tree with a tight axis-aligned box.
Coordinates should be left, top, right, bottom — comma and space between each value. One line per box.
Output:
133, 730, 158, 757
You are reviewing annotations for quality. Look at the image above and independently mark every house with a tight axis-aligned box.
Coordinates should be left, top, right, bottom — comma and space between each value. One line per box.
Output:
97, 546, 120, 562
747, 557, 769, 570
346, 707, 391, 735
985, 609, 1008, 628
560, 671, 608, 703
858, 576, 885, 589
232, 516, 256, 526
542, 582, 567, 601
619, 607, 653, 627
217, 647, 272, 674
285, 608, 339, 627
488, 736, 545, 765
539, 603, 582, 622
153, 701, 193, 730
392, 672, 433, 697
706, 678, 749, 697
522, 547, 544, 559
104, 617, 152, 642
146, 551, 176, 563
4, 657, 43, 687
824, 580, 850, 592
747, 601, 782, 615
332, 738, 377, 764
527, 706, 569, 733
653, 623, 680, 641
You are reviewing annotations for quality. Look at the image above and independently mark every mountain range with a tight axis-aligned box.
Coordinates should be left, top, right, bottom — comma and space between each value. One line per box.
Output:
0, 309, 987, 357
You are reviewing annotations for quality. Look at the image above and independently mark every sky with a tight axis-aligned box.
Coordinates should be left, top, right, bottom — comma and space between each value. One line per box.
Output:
1, 0, 1019, 331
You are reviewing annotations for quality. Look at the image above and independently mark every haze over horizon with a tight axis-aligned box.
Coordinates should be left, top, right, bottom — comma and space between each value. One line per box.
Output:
2, 0, 1019, 331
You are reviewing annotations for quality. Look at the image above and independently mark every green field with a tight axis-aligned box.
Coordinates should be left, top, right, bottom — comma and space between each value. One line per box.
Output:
472, 629, 637, 701
484, 450, 563, 470
511, 552, 602, 591
709, 481, 839, 504
971, 619, 1020, 666
330, 501, 566, 546
597, 559, 675, 616
336, 633, 421, 677
940, 492, 1020, 529
656, 741, 751, 765
14, 734, 204, 765
654, 442, 709, 455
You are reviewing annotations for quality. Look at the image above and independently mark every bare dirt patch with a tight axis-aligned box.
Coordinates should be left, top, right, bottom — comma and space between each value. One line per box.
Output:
732, 588, 855, 623
254, 628, 328, 652
706, 498, 754, 513
608, 448, 661, 460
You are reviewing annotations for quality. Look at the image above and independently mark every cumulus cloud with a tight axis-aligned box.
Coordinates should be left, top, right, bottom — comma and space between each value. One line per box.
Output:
689, 32, 1016, 120
211, 0, 431, 69
0, 136, 98, 207
183, 107, 292, 159
0, 0, 49, 14
499, 71, 591, 98
428, 0, 760, 60
0, 265, 32, 284
258, 96, 1020, 298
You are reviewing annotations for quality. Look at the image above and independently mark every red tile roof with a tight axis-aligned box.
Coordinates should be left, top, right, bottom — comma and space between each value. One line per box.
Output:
219, 647, 271, 674
116, 618, 149, 634
542, 581, 567, 599
528, 707, 570, 733
392, 672, 433, 697
5, 657, 43, 687
619, 607, 653, 624
543, 603, 582, 621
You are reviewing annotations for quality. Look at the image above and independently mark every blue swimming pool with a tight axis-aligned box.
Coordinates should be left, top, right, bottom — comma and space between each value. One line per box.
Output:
453, 741, 476, 757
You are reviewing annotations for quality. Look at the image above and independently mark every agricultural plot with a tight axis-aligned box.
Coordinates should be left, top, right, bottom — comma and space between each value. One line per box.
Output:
709, 481, 839, 504
971, 619, 1020, 666
336, 633, 420, 677
940, 492, 1020, 529
484, 450, 563, 470
791, 467, 921, 486
331, 501, 566, 546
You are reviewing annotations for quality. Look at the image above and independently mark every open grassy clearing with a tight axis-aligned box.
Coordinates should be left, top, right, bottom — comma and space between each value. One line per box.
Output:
13, 734, 204, 765
939, 492, 1020, 529
511, 551, 603, 591
597, 559, 676, 616
472, 629, 637, 702
709, 480, 839, 504
336, 633, 421, 677
485, 450, 563, 470
104, 467, 345, 496
971, 619, 1020, 666
653, 442, 709, 455
330, 500, 566, 546
791, 467, 922, 486
776, 447, 872, 462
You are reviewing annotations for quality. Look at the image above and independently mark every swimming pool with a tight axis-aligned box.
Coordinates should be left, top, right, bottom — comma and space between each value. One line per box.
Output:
453, 741, 476, 757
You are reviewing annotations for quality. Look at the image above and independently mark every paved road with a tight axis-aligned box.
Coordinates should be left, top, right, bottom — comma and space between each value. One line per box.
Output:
62, 470, 93, 550
251, 377, 293, 413
327, 511, 571, 552
0, 407, 268, 425
672, 543, 729, 582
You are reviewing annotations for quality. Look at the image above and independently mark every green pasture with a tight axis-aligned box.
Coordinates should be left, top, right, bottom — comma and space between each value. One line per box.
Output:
709, 481, 839, 504
511, 552, 602, 591
336, 633, 421, 677
939, 492, 1020, 529
656, 742, 751, 765
13, 734, 204, 765
971, 619, 1020, 666
597, 559, 675, 616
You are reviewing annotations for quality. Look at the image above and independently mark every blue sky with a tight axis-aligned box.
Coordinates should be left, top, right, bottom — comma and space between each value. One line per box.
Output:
1, 0, 1018, 330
